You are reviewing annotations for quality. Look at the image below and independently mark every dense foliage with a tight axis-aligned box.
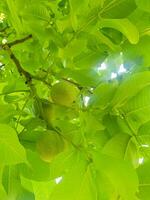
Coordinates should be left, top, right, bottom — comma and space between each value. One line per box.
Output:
0, 0, 150, 199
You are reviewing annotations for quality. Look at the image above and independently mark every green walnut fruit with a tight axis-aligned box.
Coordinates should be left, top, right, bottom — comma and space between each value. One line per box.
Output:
51, 81, 80, 107
36, 130, 65, 162
34, 98, 55, 127
41, 99, 55, 125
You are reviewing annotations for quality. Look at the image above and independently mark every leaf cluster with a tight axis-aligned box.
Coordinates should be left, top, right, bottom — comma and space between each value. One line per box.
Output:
0, 0, 150, 199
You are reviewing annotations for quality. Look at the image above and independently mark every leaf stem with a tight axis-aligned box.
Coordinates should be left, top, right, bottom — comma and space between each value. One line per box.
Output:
32, 75, 51, 88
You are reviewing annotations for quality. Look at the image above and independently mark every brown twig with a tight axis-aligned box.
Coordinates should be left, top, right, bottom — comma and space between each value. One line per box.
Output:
9, 51, 32, 82
62, 78, 94, 94
2, 44, 51, 88
2, 39, 34, 97
8, 34, 32, 47
1, 35, 32, 81
0, 26, 9, 33
31, 75, 51, 87
1, 35, 52, 89
62, 78, 83, 90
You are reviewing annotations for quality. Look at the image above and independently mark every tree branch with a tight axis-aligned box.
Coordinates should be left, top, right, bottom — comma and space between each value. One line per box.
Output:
62, 78, 83, 90
62, 78, 94, 94
1, 35, 52, 89
8, 34, 32, 47
32, 75, 51, 87
10, 51, 32, 81
0, 25, 9, 33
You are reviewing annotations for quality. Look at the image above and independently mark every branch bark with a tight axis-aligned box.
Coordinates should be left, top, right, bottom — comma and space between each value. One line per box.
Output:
8, 34, 32, 47
1, 35, 52, 88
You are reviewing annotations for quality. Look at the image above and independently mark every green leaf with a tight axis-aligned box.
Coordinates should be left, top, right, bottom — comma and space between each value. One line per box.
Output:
0, 166, 8, 200
99, 18, 139, 44
19, 130, 43, 151
96, 170, 117, 200
68, 68, 100, 87
3, 77, 28, 93
138, 135, 150, 158
102, 0, 137, 18
138, 121, 150, 136
5, 0, 24, 34
59, 38, 87, 60
22, 4, 50, 22
0, 124, 26, 165
135, 0, 150, 13
123, 36, 150, 68
137, 161, 150, 199
16, 188, 35, 200
32, 180, 55, 200
49, 150, 79, 180
0, 184, 8, 200
74, 50, 107, 69
102, 133, 139, 167
111, 71, 150, 108
1, 0, 150, 199
93, 152, 139, 200
19, 150, 51, 182
90, 81, 117, 109
50, 153, 96, 200
122, 86, 150, 132
20, 176, 33, 193
2, 165, 34, 200
68, 0, 81, 31
103, 114, 122, 137
20, 118, 46, 130
94, 30, 120, 51
0, 104, 16, 123
6, 166, 22, 200
80, 111, 105, 135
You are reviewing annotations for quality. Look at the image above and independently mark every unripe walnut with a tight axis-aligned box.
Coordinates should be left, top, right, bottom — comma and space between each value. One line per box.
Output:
51, 81, 79, 107
36, 130, 65, 162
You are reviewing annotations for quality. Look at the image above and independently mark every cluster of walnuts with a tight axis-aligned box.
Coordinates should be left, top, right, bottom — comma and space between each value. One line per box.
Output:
34, 80, 79, 162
